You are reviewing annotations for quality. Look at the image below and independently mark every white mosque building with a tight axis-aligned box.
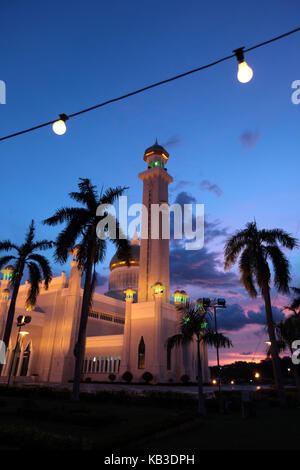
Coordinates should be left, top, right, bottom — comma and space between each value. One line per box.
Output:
0, 142, 210, 385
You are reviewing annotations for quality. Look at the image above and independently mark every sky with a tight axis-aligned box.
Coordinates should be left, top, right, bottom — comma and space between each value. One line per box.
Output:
1, 0, 300, 365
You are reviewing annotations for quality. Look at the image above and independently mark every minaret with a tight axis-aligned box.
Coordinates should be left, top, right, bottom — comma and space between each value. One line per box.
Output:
138, 140, 173, 303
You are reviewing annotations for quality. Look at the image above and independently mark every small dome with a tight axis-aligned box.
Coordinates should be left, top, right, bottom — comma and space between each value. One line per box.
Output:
109, 244, 140, 271
4, 265, 14, 271
2, 288, 10, 293
143, 139, 169, 162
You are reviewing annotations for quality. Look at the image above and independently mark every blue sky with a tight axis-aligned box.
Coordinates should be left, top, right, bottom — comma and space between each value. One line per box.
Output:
1, 0, 300, 364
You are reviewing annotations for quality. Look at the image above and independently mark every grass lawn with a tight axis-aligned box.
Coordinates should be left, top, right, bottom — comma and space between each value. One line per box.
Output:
133, 406, 300, 451
0, 387, 299, 451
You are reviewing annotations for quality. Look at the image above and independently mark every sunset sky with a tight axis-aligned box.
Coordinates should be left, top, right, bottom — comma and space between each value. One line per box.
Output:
1, 1, 300, 365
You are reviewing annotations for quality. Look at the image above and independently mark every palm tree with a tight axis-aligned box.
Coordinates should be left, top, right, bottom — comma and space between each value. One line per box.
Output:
289, 287, 300, 312
224, 221, 298, 408
43, 178, 130, 401
0, 220, 52, 375
167, 302, 232, 415
267, 314, 300, 403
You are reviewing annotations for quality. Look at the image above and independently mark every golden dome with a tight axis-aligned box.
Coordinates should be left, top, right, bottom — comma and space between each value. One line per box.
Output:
109, 244, 140, 271
143, 139, 169, 162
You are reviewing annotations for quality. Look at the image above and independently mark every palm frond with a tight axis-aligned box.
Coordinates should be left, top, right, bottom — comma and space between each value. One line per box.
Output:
239, 247, 257, 298
202, 329, 233, 348
0, 256, 16, 270
224, 226, 251, 270
54, 217, 87, 263
166, 333, 190, 350
69, 178, 98, 211
265, 245, 290, 294
0, 241, 19, 253
290, 287, 300, 311
100, 186, 128, 205
43, 207, 90, 226
27, 254, 52, 289
26, 262, 42, 308
25, 220, 35, 245
260, 228, 298, 250
31, 240, 54, 251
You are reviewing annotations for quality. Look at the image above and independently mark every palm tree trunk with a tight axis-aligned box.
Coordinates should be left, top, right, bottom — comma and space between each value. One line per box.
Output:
0, 270, 22, 376
71, 233, 96, 402
263, 287, 287, 408
196, 335, 206, 416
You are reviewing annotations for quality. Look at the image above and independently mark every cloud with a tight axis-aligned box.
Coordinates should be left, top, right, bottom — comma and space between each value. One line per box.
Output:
94, 272, 107, 287
238, 130, 261, 150
170, 243, 237, 290
247, 305, 285, 325
240, 352, 253, 356
216, 304, 285, 332
200, 180, 222, 197
169, 191, 232, 289
173, 191, 196, 205
162, 134, 182, 148
216, 304, 247, 331
171, 180, 193, 193
170, 191, 227, 243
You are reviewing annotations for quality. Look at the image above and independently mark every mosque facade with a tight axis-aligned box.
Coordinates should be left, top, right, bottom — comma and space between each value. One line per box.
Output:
0, 142, 210, 384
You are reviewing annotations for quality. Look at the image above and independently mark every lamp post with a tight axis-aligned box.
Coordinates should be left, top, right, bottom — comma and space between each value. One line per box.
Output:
213, 299, 226, 396
7, 315, 31, 387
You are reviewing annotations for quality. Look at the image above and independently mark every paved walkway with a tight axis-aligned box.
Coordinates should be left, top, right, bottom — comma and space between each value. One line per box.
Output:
34, 382, 271, 395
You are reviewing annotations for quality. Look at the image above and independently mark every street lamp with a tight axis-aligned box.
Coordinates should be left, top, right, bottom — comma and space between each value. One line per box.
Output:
212, 299, 226, 399
7, 315, 31, 386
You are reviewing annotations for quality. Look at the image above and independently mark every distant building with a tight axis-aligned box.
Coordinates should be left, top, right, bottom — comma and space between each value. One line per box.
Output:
0, 142, 209, 384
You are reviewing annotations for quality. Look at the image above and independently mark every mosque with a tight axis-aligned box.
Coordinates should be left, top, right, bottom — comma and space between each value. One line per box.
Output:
0, 142, 210, 385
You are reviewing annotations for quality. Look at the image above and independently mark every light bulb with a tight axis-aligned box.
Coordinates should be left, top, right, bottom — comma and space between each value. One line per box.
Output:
52, 114, 68, 135
237, 61, 253, 83
52, 119, 67, 135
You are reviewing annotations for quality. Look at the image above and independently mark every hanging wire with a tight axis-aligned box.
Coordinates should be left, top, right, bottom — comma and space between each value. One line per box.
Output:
1, 26, 299, 142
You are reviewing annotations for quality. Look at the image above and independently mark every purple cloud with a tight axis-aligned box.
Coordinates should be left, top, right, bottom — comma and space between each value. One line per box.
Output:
200, 180, 222, 197
171, 180, 192, 192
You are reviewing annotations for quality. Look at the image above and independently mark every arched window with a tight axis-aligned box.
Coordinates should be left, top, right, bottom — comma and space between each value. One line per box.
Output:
138, 337, 145, 369
167, 344, 172, 370
20, 343, 31, 376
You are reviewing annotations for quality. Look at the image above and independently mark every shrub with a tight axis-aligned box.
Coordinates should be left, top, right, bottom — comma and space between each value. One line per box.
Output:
142, 371, 153, 384
180, 374, 190, 384
108, 373, 116, 382
122, 371, 133, 383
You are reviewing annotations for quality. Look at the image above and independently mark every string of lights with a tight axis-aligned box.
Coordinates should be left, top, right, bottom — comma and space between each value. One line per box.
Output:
1, 26, 299, 142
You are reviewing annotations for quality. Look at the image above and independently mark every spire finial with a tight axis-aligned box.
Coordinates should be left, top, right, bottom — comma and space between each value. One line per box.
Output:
155, 137, 158, 144
131, 226, 140, 245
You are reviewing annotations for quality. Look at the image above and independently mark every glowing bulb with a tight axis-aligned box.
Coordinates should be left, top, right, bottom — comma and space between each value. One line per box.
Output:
52, 114, 68, 135
212, 379, 217, 385
52, 119, 66, 135
237, 61, 253, 83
